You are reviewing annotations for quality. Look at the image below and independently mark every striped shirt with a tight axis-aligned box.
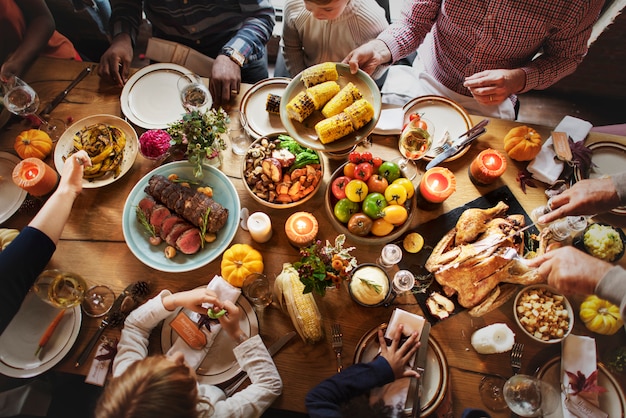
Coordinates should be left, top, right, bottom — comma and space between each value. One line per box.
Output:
378, 0, 604, 97
110, 0, 275, 62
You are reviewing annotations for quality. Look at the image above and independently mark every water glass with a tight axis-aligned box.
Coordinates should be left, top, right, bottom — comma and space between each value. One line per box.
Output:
229, 110, 251, 155
242, 273, 272, 310
377, 243, 403, 269
81, 285, 116, 317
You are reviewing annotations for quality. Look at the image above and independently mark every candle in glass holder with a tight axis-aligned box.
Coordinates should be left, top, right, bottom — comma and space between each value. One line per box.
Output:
12, 157, 59, 196
419, 167, 456, 203
469, 148, 507, 185
285, 212, 318, 247
247, 212, 273, 243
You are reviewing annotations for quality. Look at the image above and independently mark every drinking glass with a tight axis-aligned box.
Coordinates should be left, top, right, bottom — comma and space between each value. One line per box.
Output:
1, 76, 65, 141
177, 73, 211, 112
395, 117, 434, 180
392, 270, 415, 294
479, 376, 509, 412
242, 273, 273, 311
503, 374, 560, 417
81, 285, 116, 317
229, 110, 251, 155
377, 243, 403, 269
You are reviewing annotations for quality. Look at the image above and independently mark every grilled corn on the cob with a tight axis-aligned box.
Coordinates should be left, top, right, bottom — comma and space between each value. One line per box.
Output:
274, 263, 323, 344
265, 93, 281, 114
301, 62, 338, 88
315, 112, 354, 144
306, 81, 340, 109
321, 82, 362, 118
286, 90, 316, 122
344, 98, 375, 130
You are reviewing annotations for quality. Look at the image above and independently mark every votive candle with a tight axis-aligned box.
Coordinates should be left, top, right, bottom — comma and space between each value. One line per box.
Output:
12, 157, 59, 196
285, 212, 318, 247
469, 148, 507, 185
247, 212, 273, 243
419, 167, 456, 203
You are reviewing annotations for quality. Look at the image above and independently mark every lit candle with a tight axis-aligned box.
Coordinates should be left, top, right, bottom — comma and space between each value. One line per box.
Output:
285, 212, 318, 247
12, 158, 59, 197
247, 212, 273, 243
419, 167, 456, 203
469, 148, 507, 185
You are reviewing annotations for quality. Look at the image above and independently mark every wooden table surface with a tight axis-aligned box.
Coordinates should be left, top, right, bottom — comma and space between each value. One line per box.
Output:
2, 57, 626, 417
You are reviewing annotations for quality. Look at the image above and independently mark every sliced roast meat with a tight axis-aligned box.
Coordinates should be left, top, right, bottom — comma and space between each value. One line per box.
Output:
165, 222, 195, 247
159, 215, 184, 240
149, 205, 171, 234
138, 196, 156, 217
176, 228, 202, 254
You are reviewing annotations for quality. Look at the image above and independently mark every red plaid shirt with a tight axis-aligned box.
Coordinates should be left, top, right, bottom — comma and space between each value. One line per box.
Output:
378, 0, 604, 97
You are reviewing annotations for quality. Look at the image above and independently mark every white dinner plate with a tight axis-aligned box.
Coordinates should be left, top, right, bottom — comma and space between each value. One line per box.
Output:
0, 292, 81, 378
573, 139, 626, 215
160, 296, 259, 384
239, 77, 290, 139
122, 161, 240, 273
54, 114, 139, 188
0, 152, 27, 224
121, 63, 211, 130
536, 356, 626, 417
354, 324, 448, 416
280, 63, 382, 153
402, 95, 474, 162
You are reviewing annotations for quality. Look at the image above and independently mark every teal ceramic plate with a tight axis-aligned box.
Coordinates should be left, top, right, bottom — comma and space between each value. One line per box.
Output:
122, 161, 240, 272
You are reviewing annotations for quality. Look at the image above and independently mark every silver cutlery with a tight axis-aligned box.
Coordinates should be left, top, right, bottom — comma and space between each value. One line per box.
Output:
430, 129, 451, 156
331, 323, 343, 373
511, 342, 524, 375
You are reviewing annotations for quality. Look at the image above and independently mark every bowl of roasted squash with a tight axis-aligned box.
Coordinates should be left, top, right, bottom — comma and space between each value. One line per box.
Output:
241, 133, 324, 208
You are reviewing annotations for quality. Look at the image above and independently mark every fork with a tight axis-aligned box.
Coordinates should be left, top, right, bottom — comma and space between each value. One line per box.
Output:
331, 324, 343, 373
430, 129, 451, 156
511, 342, 524, 375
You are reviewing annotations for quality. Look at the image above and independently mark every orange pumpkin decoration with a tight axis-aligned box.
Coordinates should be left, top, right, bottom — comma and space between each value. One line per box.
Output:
220, 243, 264, 287
14, 129, 53, 160
503, 126, 542, 161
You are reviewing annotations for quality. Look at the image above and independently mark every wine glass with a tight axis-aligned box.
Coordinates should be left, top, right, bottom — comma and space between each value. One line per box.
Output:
177, 73, 211, 112
1, 76, 65, 141
228, 110, 251, 155
479, 376, 510, 412
503, 374, 560, 417
395, 117, 434, 180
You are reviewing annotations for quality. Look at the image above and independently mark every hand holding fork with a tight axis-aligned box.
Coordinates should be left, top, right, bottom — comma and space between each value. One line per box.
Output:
331, 324, 343, 373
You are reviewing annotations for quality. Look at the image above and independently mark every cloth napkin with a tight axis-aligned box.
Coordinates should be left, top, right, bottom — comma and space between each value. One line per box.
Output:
561, 334, 600, 417
373, 107, 404, 135
527, 116, 593, 185
166, 275, 241, 370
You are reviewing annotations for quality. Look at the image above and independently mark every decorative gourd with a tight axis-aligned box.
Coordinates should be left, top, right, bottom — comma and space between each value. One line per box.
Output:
503, 126, 542, 161
220, 243, 264, 287
14, 129, 53, 160
579, 295, 623, 335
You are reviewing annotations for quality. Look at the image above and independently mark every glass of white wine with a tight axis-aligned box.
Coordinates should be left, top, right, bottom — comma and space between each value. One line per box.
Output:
1, 76, 65, 141
177, 73, 212, 112
395, 117, 434, 180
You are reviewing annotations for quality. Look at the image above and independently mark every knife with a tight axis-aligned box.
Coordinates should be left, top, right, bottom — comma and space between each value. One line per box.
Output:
405, 321, 431, 418
223, 331, 296, 396
425, 119, 490, 170
39, 66, 92, 116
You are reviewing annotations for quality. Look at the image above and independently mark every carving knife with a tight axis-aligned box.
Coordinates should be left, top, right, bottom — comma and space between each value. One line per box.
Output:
223, 331, 296, 396
40, 66, 92, 117
405, 321, 431, 418
425, 118, 490, 170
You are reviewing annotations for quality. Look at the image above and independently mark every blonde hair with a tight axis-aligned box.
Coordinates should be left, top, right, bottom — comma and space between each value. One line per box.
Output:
95, 356, 201, 418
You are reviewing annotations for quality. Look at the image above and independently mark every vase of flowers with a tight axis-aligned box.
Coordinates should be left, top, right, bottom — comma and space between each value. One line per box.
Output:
167, 108, 229, 177
293, 234, 358, 296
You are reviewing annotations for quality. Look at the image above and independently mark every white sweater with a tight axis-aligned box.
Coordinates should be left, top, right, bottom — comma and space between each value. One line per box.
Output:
281, 0, 389, 76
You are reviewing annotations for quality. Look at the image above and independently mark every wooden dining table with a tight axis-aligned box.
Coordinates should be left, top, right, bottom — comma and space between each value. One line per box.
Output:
2, 57, 626, 417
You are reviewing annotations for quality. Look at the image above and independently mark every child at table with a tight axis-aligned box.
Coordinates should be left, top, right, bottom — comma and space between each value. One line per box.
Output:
274, 0, 388, 79
94, 287, 282, 418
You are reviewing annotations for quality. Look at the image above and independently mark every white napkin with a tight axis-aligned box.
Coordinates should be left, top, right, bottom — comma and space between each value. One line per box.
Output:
527, 116, 593, 185
373, 107, 404, 135
561, 334, 599, 417
166, 275, 241, 369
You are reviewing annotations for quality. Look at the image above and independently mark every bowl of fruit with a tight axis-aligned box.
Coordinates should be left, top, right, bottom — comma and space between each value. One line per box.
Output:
242, 133, 324, 208
324, 151, 416, 245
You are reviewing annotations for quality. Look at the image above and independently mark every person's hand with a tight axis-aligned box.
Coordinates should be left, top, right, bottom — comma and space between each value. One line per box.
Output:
526, 246, 613, 295
209, 55, 241, 106
378, 324, 420, 379
463, 69, 526, 105
162, 287, 220, 314
57, 149, 90, 198
538, 177, 621, 225
1, 63, 21, 82
98, 34, 134, 87
343, 39, 392, 76
217, 300, 244, 341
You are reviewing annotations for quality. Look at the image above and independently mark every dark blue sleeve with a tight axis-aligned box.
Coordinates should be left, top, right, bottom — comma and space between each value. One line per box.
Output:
306, 356, 395, 418
0, 227, 55, 334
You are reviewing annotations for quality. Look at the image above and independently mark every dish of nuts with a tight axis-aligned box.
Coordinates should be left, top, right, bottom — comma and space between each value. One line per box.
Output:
514, 285, 572, 343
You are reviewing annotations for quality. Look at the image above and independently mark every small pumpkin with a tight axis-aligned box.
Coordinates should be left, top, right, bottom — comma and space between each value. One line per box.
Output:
220, 243, 264, 287
14, 129, 53, 160
503, 126, 542, 161
579, 294, 623, 335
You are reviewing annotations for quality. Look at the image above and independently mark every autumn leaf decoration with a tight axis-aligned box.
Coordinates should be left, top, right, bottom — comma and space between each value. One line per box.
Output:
565, 370, 608, 396
568, 138, 595, 177
516, 168, 537, 194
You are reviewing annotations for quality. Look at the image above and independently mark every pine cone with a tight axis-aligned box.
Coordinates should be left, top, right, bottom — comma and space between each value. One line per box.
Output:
131, 281, 151, 302
107, 310, 126, 328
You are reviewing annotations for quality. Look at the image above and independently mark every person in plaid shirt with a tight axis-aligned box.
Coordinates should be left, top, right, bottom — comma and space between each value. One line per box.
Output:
344, 0, 604, 120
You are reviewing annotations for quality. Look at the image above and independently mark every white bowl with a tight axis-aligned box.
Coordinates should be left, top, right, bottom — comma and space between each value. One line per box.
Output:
513, 284, 573, 344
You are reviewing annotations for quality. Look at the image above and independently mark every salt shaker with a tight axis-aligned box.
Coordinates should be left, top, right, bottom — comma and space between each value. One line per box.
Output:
548, 216, 588, 241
